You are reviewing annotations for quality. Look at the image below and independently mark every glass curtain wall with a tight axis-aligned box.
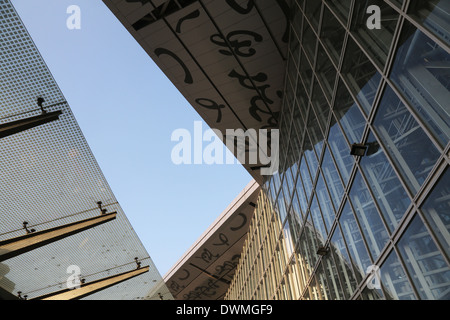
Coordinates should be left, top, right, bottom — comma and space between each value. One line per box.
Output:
255, 0, 449, 300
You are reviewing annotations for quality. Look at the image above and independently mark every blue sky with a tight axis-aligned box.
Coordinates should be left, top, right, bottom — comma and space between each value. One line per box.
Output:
11, 0, 251, 277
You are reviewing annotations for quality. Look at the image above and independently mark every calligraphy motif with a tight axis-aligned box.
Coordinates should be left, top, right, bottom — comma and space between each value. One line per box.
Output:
183, 279, 220, 300
175, 9, 200, 33
215, 254, 241, 276
228, 69, 273, 103
276, 0, 290, 43
196, 248, 219, 263
230, 213, 247, 231
178, 268, 190, 280
210, 30, 263, 57
213, 233, 229, 247
155, 48, 193, 84
226, 0, 255, 14
195, 98, 225, 123
169, 280, 185, 292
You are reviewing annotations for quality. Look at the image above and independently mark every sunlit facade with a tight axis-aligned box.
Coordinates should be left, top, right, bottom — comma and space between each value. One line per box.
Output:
0, 0, 171, 300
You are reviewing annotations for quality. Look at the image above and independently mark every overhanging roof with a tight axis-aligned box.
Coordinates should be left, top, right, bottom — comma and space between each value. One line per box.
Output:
102, 0, 290, 184
163, 180, 260, 300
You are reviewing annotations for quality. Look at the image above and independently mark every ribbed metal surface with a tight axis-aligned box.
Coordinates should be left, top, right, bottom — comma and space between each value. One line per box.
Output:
0, 0, 171, 300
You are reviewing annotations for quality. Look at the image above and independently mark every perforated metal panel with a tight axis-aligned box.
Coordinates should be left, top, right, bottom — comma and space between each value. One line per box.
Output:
0, 0, 171, 300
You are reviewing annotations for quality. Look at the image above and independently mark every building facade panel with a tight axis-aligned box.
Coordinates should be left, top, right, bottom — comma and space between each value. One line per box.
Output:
226, 0, 449, 300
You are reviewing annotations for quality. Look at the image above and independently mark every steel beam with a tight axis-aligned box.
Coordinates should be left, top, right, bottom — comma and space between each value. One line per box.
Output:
0, 110, 62, 139
0, 212, 117, 262
35, 266, 149, 300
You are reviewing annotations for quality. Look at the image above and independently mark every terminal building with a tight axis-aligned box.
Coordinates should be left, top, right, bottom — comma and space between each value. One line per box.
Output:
103, 0, 450, 300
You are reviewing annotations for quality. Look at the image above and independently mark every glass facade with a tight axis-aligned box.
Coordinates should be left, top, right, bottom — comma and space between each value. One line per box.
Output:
226, 0, 449, 300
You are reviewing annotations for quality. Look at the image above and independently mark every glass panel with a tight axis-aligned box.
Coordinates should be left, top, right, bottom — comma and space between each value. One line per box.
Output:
291, 190, 304, 226
349, 171, 390, 260
321, 147, 344, 211
295, 167, 310, 214
301, 214, 320, 278
277, 189, 288, 222
351, 0, 399, 67
330, 226, 358, 298
310, 193, 328, 245
304, 0, 322, 31
299, 51, 314, 93
360, 131, 411, 233
373, 85, 441, 194
302, 21, 317, 64
397, 214, 450, 300
361, 285, 384, 300
409, 0, 450, 46
315, 44, 337, 102
283, 220, 295, 258
390, 0, 404, 8
327, 115, 354, 186
380, 249, 416, 300
295, 75, 309, 125
311, 78, 331, 132
325, 0, 352, 24
420, 167, 450, 258
320, 5, 346, 65
334, 80, 366, 144
299, 154, 313, 202
342, 37, 382, 114
303, 131, 319, 181
289, 27, 301, 68
339, 200, 372, 282
390, 20, 450, 147
315, 172, 335, 233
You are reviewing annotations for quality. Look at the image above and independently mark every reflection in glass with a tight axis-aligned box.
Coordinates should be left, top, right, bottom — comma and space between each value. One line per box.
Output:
304, 0, 322, 31
420, 167, 450, 258
320, 5, 345, 65
327, 115, 354, 186
409, 0, 450, 46
360, 131, 411, 233
380, 249, 416, 300
325, 0, 352, 24
309, 193, 328, 245
302, 21, 317, 64
351, 0, 399, 67
311, 78, 332, 133
299, 50, 314, 93
316, 44, 337, 102
342, 37, 382, 114
321, 147, 344, 211
330, 225, 358, 298
349, 171, 389, 260
373, 85, 441, 194
299, 154, 313, 202
390, 20, 450, 147
315, 172, 335, 233
397, 214, 450, 299
339, 200, 372, 282
295, 167, 309, 215
334, 80, 366, 144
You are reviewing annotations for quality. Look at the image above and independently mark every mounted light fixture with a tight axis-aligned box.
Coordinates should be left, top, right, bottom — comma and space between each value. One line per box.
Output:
350, 141, 380, 157
0, 97, 63, 139
317, 246, 329, 256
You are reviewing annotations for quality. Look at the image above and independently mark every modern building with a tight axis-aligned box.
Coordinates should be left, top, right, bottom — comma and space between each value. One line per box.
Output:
164, 180, 259, 300
104, 0, 450, 300
0, 0, 172, 300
